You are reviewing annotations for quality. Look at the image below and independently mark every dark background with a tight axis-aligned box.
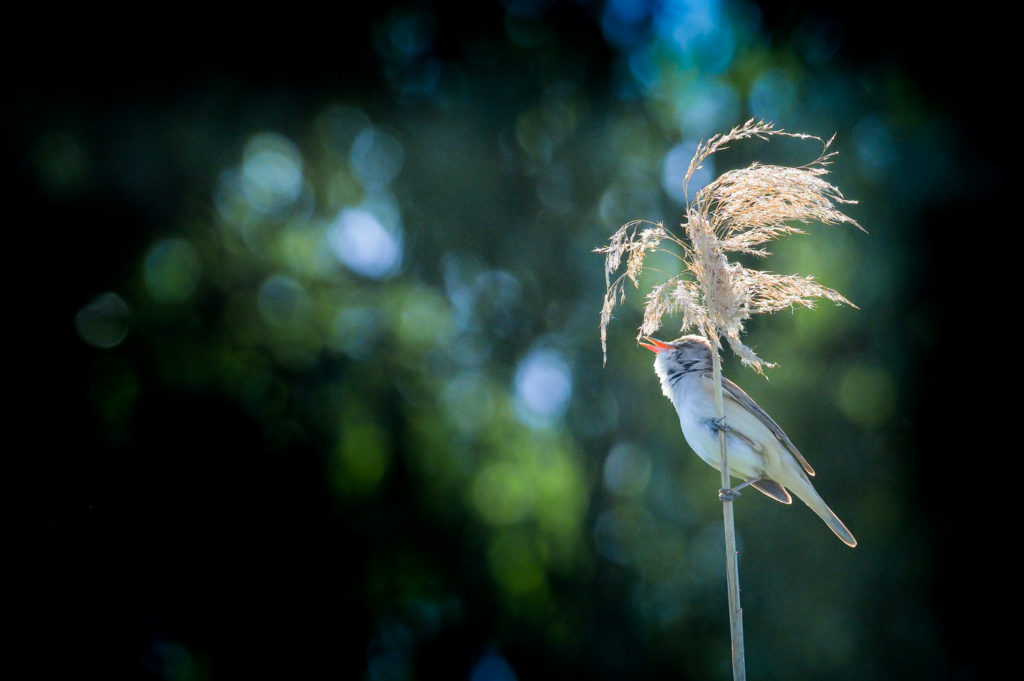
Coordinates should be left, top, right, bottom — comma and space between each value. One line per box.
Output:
5, 1, 1002, 679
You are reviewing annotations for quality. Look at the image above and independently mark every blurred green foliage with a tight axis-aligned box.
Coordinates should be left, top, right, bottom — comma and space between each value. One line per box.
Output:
6, 1, 1002, 679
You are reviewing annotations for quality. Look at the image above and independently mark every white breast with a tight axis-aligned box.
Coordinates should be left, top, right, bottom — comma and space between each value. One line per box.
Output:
668, 374, 765, 481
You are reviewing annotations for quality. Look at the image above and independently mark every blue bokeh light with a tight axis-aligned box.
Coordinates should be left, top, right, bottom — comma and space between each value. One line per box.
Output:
470, 652, 518, 681
257, 274, 311, 328
601, 0, 653, 48
350, 127, 405, 186
663, 141, 713, 203
240, 132, 305, 215
853, 112, 898, 179
673, 78, 740, 138
748, 69, 798, 122
75, 292, 131, 349
327, 208, 403, 279
655, 0, 735, 73
513, 348, 572, 428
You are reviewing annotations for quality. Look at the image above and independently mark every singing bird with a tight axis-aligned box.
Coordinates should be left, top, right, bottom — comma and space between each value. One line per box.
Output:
640, 335, 856, 547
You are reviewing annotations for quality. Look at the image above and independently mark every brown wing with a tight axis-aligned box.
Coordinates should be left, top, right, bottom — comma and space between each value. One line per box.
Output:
751, 479, 792, 504
717, 374, 816, 477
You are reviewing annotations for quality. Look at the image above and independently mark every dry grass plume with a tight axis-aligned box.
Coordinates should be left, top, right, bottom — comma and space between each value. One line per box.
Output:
597, 119, 864, 371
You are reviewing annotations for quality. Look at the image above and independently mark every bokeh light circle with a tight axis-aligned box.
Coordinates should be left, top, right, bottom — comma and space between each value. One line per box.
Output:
75, 292, 130, 349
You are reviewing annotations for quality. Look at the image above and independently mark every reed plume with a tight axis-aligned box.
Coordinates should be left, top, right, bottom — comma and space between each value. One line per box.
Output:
598, 119, 863, 368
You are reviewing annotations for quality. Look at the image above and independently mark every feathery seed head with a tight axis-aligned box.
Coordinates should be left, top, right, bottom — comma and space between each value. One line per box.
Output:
596, 119, 862, 371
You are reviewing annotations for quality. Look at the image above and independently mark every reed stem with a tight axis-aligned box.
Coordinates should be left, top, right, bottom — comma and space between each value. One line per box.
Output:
712, 348, 746, 681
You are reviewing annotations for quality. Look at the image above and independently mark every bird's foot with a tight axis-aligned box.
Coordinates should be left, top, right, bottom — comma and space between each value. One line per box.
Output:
718, 478, 759, 502
711, 416, 730, 433
718, 487, 741, 501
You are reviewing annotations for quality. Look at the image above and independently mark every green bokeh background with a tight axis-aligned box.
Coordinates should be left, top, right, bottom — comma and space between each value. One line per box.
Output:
6, 2, 1000, 679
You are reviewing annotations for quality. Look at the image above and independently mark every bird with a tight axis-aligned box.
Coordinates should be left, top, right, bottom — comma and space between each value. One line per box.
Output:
639, 334, 857, 547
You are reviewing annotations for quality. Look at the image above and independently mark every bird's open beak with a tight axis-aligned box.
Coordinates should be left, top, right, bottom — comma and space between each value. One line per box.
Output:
639, 337, 672, 353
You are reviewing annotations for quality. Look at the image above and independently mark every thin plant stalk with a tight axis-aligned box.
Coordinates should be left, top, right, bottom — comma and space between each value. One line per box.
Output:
712, 348, 745, 681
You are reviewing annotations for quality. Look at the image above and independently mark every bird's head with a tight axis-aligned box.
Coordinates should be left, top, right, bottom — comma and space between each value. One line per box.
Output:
639, 335, 713, 385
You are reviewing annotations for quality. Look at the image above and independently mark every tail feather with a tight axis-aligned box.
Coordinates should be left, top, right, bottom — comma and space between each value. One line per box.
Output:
812, 500, 857, 548
791, 480, 857, 548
